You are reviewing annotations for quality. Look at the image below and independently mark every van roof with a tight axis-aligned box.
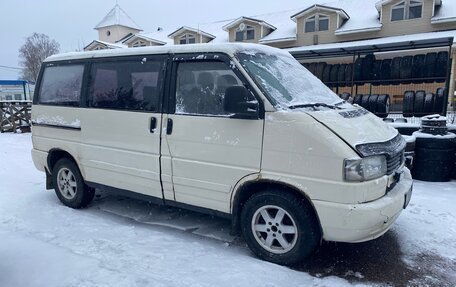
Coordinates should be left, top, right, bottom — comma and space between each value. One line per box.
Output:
45, 43, 288, 62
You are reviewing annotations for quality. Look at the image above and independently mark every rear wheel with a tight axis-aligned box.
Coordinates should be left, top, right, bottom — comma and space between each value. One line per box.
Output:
241, 190, 321, 266
52, 158, 95, 208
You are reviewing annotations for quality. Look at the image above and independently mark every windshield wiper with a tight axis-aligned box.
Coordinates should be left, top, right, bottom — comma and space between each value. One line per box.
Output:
288, 103, 342, 110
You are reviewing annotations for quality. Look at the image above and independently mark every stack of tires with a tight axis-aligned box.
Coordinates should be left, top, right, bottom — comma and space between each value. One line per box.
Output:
353, 94, 390, 118
412, 115, 456, 182
303, 51, 449, 87
403, 88, 446, 117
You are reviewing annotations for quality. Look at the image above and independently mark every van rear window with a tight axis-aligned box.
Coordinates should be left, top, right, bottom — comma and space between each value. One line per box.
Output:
38, 65, 84, 106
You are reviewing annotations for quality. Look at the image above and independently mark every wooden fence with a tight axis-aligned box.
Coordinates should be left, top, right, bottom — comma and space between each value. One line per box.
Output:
0, 101, 32, 133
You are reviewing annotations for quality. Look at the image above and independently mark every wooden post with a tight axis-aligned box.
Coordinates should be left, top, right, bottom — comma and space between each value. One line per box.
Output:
23, 82, 27, 101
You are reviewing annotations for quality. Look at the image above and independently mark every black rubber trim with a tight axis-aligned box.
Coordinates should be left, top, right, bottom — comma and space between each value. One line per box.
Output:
31, 122, 81, 131
86, 181, 232, 219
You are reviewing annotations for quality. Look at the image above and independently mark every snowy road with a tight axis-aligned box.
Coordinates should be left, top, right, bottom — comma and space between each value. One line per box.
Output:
0, 133, 455, 287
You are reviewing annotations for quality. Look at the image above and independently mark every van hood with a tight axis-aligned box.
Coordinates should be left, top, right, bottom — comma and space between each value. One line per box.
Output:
306, 108, 399, 149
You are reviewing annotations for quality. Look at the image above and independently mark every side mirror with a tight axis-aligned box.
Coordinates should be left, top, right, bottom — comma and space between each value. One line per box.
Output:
224, 86, 259, 119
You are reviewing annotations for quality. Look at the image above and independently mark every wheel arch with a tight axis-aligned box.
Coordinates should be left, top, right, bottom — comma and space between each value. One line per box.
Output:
230, 177, 322, 236
47, 148, 80, 175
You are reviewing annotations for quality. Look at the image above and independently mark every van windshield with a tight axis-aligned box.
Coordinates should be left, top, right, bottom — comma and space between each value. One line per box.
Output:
236, 51, 341, 108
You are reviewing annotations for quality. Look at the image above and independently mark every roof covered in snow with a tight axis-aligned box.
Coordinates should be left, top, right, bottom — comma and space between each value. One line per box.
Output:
288, 29, 456, 57
124, 0, 385, 44
84, 40, 127, 51
48, 43, 289, 62
167, 26, 217, 39
122, 30, 172, 45
95, 0, 456, 48
432, 0, 456, 24
95, 4, 142, 31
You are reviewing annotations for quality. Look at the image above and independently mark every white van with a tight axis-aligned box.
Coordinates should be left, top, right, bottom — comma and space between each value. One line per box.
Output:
31, 43, 412, 265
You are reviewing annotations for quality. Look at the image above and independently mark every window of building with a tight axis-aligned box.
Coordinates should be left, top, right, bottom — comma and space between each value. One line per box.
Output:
94, 45, 107, 50
175, 61, 252, 116
179, 33, 196, 44
391, 0, 422, 21
38, 64, 84, 106
235, 25, 255, 41
132, 40, 147, 47
305, 14, 329, 33
89, 58, 164, 111
14, 94, 22, 101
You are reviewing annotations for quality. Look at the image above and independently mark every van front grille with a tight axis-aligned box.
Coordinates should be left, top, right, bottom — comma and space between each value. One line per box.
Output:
356, 134, 407, 175
386, 149, 405, 175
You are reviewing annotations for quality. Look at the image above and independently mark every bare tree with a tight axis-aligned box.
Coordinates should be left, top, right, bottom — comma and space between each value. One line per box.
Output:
19, 33, 60, 82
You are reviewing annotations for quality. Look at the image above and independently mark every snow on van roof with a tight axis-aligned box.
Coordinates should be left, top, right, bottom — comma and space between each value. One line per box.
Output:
45, 43, 290, 62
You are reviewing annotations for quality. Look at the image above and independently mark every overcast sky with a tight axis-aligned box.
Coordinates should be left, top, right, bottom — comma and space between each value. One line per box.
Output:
0, 0, 312, 80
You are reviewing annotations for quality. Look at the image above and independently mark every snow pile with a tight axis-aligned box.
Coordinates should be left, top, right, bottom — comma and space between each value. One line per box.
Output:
0, 133, 361, 287
0, 133, 455, 286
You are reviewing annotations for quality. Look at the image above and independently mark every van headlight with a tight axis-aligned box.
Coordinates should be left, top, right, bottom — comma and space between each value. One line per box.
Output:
344, 155, 387, 182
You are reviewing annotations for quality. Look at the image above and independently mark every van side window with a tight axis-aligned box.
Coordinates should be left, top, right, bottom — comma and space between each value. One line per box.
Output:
38, 65, 84, 106
175, 61, 246, 116
89, 59, 163, 111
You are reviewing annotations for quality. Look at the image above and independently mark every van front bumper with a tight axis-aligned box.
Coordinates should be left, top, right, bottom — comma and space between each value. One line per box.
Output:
313, 168, 413, 243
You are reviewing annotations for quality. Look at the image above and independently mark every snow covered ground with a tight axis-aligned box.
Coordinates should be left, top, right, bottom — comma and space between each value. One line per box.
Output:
0, 133, 455, 287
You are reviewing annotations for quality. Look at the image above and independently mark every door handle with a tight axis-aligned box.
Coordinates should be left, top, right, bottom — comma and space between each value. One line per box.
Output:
166, 118, 173, 135
150, 117, 157, 133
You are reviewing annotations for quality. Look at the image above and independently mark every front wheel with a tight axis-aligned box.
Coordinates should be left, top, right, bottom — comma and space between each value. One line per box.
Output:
241, 190, 321, 265
52, 158, 94, 209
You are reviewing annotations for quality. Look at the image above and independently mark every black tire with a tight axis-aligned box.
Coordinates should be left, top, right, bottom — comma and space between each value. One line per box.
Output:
400, 56, 413, 84
354, 58, 363, 83
241, 190, 321, 266
415, 135, 456, 150
423, 93, 435, 115
338, 64, 347, 87
434, 87, 446, 114
361, 94, 371, 109
395, 118, 408, 123
368, 94, 379, 113
412, 158, 454, 182
424, 52, 437, 83
362, 54, 375, 81
353, 94, 363, 106
412, 54, 425, 83
380, 59, 392, 85
396, 126, 419, 136
339, 92, 351, 101
372, 60, 382, 86
315, 62, 326, 80
415, 147, 454, 161
376, 94, 390, 118
391, 57, 402, 85
414, 90, 426, 117
307, 63, 317, 75
322, 64, 332, 84
436, 51, 449, 82
403, 90, 415, 117
330, 64, 340, 86
52, 158, 95, 209
345, 63, 353, 85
